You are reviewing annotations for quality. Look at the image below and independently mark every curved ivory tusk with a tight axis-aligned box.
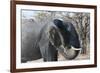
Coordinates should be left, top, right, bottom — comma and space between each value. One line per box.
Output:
71, 46, 82, 50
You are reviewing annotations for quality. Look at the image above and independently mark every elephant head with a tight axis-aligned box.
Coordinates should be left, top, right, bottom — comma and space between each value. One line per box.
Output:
37, 19, 81, 61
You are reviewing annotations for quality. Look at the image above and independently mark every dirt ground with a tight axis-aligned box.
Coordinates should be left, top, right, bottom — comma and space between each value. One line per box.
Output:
27, 52, 90, 63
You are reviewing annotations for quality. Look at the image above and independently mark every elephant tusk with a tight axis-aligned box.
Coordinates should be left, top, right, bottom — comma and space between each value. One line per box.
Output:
71, 46, 81, 51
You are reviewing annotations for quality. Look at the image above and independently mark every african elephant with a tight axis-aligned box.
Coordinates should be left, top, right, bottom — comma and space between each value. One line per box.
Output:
38, 19, 81, 61
21, 19, 81, 63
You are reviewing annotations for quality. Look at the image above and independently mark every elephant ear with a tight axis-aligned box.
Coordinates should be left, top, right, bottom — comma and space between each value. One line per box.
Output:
65, 22, 81, 48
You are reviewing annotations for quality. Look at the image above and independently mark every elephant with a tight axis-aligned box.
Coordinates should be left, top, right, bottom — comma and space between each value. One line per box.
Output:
37, 19, 81, 61
21, 19, 81, 63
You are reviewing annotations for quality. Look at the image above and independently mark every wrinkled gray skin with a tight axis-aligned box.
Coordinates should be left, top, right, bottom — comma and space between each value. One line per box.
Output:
21, 19, 81, 63
21, 19, 42, 63
38, 22, 61, 61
